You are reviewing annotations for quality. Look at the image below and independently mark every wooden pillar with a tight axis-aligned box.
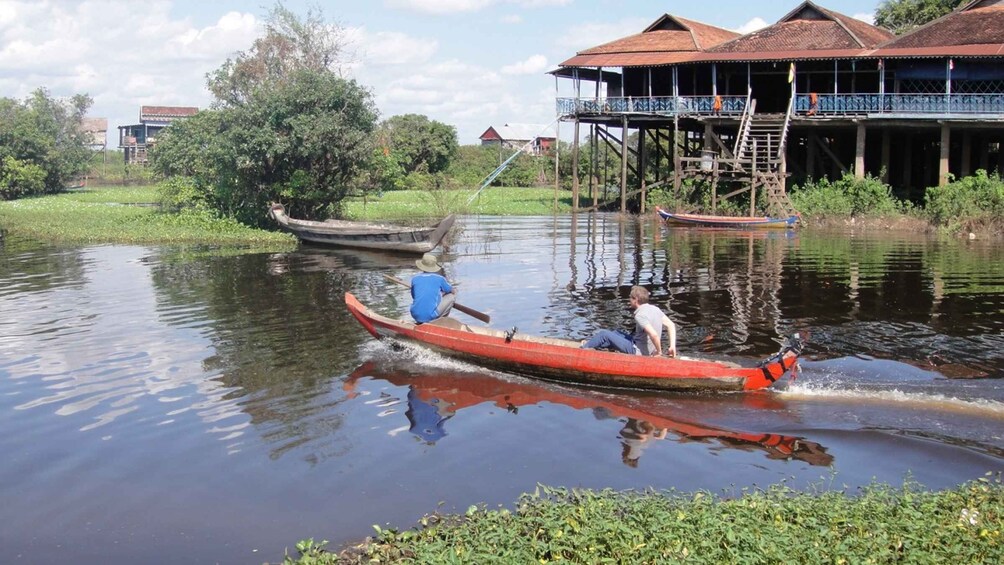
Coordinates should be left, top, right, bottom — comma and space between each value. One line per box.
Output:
620, 114, 629, 213
592, 125, 599, 207
855, 122, 866, 179
638, 126, 647, 213
939, 123, 950, 186
979, 133, 990, 172
902, 136, 912, 192
806, 133, 817, 180
553, 119, 560, 211
961, 131, 972, 177
589, 124, 596, 205
881, 129, 891, 183
572, 119, 580, 211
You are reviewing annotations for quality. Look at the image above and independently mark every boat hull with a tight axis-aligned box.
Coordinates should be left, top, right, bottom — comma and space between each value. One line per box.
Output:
345, 293, 801, 392
268, 204, 455, 252
656, 207, 798, 229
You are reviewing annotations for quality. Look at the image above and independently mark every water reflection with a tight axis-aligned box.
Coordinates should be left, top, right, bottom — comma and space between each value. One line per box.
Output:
344, 360, 833, 467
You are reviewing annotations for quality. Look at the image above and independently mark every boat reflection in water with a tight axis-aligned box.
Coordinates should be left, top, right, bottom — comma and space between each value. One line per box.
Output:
345, 361, 833, 467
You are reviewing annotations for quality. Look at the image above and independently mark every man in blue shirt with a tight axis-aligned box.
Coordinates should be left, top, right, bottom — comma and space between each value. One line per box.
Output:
410, 253, 456, 323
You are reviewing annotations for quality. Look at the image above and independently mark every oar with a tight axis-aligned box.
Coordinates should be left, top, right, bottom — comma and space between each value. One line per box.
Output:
383, 274, 491, 324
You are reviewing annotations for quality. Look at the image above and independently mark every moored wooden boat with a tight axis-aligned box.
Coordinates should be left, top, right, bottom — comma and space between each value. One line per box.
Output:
268, 203, 455, 252
345, 292, 803, 392
656, 207, 798, 229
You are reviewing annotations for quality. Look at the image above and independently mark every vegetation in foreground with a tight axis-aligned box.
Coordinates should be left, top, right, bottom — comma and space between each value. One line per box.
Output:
344, 186, 575, 220
0, 186, 294, 246
282, 476, 1003, 564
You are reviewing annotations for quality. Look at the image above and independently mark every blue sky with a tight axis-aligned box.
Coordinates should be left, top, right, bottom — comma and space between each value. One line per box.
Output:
0, 0, 880, 145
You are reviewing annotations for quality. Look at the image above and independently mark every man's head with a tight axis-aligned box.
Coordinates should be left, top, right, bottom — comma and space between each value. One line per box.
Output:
415, 253, 442, 273
629, 286, 650, 309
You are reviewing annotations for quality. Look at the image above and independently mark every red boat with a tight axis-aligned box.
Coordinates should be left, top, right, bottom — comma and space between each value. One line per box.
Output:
345, 293, 803, 392
345, 361, 832, 466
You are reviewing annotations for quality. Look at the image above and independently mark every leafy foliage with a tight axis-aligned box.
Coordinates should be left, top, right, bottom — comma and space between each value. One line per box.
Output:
874, 0, 967, 34
925, 169, 1004, 235
0, 89, 93, 198
791, 173, 906, 217
378, 114, 458, 176
150, 4, 378, 227
285, 477, 1004, 564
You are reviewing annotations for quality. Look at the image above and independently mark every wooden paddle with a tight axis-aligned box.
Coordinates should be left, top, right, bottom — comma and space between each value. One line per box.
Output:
383, 274, 491, 324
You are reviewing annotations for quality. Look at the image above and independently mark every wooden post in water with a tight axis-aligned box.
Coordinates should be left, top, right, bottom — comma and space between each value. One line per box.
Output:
620, 114, 629, 213
572, 118, 580, 211
855, 122, 866, 179
939, 124, 950, 186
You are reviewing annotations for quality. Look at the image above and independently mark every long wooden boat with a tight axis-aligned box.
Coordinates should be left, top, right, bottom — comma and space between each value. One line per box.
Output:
656, 207, 798, 229
268, 203, 455, 252
345, 292, 803, 392
345, 361, 832, 465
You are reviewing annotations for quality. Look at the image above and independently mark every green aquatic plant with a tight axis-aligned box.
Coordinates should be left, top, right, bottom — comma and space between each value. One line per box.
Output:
281, 475, 1003, 564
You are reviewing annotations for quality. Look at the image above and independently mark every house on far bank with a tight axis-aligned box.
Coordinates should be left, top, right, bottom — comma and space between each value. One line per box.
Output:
118, 106, 198, 165
479, 123, 556, 155
81, 118, 108, 150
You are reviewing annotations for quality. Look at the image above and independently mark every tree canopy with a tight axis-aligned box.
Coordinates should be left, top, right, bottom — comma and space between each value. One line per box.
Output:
0, 89, 92, 199
874, 0, 967, 34
378, 114, 458, 176
152, 3, 378, 225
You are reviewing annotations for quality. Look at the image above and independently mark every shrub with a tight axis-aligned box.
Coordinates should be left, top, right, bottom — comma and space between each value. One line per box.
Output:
0, 155, 46, 199
925, 170, 1004, 235
792, 173, 903, 217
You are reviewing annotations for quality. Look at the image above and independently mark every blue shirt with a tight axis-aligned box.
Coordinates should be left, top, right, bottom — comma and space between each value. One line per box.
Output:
410, 273, 453, 323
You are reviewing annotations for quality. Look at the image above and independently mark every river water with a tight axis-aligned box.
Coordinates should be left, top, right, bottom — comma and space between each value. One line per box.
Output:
1, 214, 1002, 564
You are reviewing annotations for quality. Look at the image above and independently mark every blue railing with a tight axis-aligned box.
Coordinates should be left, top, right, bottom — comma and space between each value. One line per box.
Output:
556, 95, 747, 117
795, 93, 1004, 116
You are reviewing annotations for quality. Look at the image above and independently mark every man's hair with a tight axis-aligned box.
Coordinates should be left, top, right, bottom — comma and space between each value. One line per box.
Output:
629, 286, 650, 304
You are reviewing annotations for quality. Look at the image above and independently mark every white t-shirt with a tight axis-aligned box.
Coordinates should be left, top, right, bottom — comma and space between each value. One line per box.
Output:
632, 303, 664, 356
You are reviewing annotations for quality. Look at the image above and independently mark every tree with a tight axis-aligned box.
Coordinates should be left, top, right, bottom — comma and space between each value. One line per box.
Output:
874, 0, 967, 34
152, 3, 379, 225
0, 88, 92, 198
378, 114, 458, 177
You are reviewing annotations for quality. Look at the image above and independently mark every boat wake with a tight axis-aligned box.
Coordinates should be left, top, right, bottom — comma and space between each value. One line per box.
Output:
780, 382, 1004, 420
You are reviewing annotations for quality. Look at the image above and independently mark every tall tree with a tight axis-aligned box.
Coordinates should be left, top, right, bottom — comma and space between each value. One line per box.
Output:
874, 0, 968, 34
0, 88, 92, 198
378, 114, 458, 176
153, 3, 378, 225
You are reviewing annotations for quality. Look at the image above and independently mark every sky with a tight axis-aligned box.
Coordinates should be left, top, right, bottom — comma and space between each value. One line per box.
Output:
0, 0, 881, 146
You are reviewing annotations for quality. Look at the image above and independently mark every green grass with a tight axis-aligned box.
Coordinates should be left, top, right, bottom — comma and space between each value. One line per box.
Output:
283, 476, 1004, 564
345, 186, 576, 220
0, 185, 295, 247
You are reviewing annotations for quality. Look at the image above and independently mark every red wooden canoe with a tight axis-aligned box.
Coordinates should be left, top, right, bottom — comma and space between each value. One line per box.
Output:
345, 293, 803, 392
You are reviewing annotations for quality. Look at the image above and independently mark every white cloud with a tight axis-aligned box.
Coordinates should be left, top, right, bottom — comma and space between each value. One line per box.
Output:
852, 12, 874, 24
384, 0, 495, 14
735, 17, 768, 34
500, 14, 522, 24
384, 0, 570, 15
349, 27, 438, 67
502, 54, 548, 75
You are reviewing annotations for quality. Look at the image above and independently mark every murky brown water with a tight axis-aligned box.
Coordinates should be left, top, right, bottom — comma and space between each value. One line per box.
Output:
1, 215, 1002, 564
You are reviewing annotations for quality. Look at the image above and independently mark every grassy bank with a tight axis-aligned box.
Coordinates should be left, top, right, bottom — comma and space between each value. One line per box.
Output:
345, 186, 575, 220
0, 186, 295, 247
283, 477, 1003, 564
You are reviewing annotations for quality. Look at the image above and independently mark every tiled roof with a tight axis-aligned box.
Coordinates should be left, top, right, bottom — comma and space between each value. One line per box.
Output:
877, 5, 1004, 49
140, 106, 199, 120
560, 14, 737, 68
708, 2, 893, 54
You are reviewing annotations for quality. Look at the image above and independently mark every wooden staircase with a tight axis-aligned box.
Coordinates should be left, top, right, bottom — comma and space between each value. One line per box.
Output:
732, 104, 798, 219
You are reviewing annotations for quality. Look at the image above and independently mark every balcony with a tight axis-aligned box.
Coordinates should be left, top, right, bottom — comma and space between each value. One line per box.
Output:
795, 93, 1004, 118
556, 95, 747, 118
